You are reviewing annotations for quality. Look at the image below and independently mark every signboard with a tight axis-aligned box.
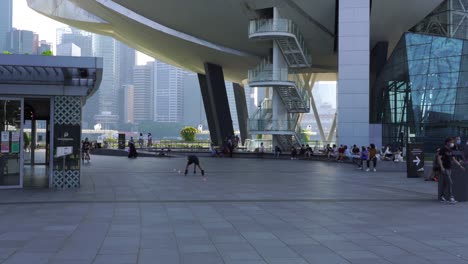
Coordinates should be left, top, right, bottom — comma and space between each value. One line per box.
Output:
11, 132, 19, 142
1, 131, 9, 153
56, 146, 73, 157
1, 131, 9, 142
118, 133, 126, 149
11, 132, 20, 153
407, 143, 424, 178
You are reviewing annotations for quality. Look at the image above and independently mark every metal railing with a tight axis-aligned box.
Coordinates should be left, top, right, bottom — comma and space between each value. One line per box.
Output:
251, 99, 273, 120
288, 73, 310, 110
248, 119, 297, 132
249, 18, 311, 65
247, 58, 291, 83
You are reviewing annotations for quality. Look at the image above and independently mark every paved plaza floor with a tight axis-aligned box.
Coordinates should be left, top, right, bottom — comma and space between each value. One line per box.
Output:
0, 155, 467, 264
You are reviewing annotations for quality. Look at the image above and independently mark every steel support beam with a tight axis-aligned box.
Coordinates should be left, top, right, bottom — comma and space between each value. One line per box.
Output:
302, 73, 327, 143
197, 63, 234, 146
233, 83, 249, 146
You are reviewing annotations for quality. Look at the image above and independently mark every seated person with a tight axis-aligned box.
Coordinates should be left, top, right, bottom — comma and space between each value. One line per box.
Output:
328, 144, 338, 159
325, 144, 333, 157
299, 144, 306, 158
393, 147, 404, 162
383, 145, 393, 161
336, 145, 345, 161
291, 147, 298, 160
351, 145, 360, 164
305, 144, 313, 159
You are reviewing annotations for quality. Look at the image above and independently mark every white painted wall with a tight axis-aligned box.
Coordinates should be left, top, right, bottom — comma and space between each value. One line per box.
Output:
337, 0, 370, 147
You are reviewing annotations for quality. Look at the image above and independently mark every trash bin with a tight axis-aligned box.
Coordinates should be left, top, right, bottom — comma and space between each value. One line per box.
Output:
406, 143, 424, 178
439, 166, 468, 202
118, 133, 126, 149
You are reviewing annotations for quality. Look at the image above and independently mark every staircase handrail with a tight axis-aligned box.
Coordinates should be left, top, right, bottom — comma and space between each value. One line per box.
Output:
249, 18, 311, 65
248, 118, 296, 132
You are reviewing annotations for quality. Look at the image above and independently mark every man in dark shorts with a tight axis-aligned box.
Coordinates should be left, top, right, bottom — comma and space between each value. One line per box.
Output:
438, 137, 465, 203
185, 155, 205, 176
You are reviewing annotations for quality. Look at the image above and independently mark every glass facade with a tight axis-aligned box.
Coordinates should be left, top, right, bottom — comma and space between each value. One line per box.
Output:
411, 0, 468, 40
375, 32, 468, 151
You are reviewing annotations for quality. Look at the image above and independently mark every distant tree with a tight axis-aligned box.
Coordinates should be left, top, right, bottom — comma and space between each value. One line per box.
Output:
301, 129, 310, 143
41, 50, 53, 56
2, 51, 12, 55
180, 126, 198, 142
23, 132, 30, 151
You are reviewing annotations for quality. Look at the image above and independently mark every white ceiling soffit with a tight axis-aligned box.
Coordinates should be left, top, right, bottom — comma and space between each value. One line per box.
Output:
371, 0, 445, 51
26, 0, 108, 24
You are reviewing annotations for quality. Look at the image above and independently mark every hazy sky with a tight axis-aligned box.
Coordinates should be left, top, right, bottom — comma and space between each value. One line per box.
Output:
12, 0, 152, 63
12, 0, 65, 47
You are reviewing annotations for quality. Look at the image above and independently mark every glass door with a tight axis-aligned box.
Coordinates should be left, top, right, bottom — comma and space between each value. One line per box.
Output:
0, 98, 23, 188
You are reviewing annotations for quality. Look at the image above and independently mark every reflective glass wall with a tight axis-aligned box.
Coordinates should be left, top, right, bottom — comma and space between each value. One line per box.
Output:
0, 99, 23, 187
374, 32, 468, 151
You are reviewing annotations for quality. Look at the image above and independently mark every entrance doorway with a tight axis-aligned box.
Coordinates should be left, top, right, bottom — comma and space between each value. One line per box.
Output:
0, 98, 23, 189
23, 98, 51, 188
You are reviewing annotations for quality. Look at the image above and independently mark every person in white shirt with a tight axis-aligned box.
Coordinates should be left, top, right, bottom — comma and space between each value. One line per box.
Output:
147, 133, 152, 147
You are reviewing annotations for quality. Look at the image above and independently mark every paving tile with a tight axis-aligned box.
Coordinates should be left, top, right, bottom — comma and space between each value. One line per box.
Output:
93, 254, 137, 264
0, 156, 465, 264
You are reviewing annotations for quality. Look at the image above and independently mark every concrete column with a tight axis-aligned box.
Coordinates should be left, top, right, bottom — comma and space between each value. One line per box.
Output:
338, 0, 370, 147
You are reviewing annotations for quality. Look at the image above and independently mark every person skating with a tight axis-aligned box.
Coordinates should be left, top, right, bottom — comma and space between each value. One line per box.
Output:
184, 155, 205, 176
128, 137, 138, 158
438, 138, 465, 203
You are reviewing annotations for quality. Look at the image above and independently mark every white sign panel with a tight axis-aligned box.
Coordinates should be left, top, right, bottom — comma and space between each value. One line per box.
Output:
1, 131, 9, 142
56, 146, 73, 157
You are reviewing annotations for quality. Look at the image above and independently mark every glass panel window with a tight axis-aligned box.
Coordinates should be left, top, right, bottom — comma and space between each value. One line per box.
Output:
0, 99, 22, 187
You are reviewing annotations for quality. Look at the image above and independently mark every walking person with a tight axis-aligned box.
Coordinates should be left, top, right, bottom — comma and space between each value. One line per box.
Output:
138, 133, 144, 149
366, 144, 378, 171
184, 155, 205, 176
147, 132, 152, 147
81, 138, 91, 163
426, 148, 441, 181
128, 137, 138, 158
228, 137, 234, 158
438, 138, 465, 203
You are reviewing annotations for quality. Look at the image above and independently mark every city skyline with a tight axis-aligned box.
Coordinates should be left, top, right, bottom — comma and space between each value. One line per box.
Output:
7, 0, 337, 138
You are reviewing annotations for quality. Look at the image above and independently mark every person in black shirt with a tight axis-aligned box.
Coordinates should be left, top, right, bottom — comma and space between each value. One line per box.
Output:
184, 155, 205, 176
82, 138, 91, 162
438, 137, 465, 203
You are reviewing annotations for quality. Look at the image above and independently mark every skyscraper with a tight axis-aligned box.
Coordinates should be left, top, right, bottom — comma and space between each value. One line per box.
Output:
37, 40, 52, 54
0, 0, 12, 51
92, 34, 119, 129
56, 27, 96, 128
122, 85, 135, 124
118, 42, 135, 87
183, 72, 206, 128
6, 29, 34, 54
132, 62, 154, 123
154, 60, 185, 123
56, 27, 92, 56
57, 43, 81, 56
116, 42, 136, 125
